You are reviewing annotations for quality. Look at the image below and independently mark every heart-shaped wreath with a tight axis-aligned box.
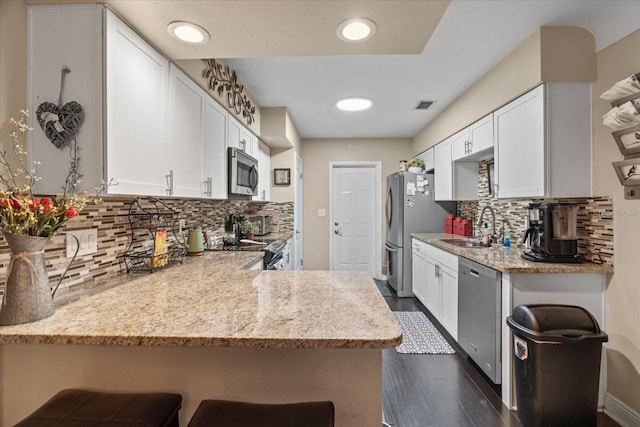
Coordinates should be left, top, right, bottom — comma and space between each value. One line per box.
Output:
36, 101, 84, 148
35, 66, 85, 149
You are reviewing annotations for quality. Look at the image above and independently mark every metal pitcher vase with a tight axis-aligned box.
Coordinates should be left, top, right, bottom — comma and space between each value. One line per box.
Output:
0, 232, 55, 325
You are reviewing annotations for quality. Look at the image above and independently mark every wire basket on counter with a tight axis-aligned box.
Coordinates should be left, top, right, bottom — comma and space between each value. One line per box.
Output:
123, 197, 186, 273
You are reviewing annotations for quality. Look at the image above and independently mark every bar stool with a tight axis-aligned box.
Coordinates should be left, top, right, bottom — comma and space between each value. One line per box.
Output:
187, 400, 335, 427
15, 388, 182, 427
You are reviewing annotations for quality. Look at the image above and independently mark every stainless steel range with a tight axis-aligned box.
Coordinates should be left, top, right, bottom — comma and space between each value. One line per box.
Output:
207, 239, 286, 270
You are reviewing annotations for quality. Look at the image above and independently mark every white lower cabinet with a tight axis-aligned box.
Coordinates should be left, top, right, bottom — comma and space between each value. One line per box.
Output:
412, 238, 459, 340
411, 240, 427, 304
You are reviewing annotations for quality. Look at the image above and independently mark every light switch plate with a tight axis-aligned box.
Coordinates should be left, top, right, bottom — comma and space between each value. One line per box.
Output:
317, 209, 326, 217
66, 229, 98, 258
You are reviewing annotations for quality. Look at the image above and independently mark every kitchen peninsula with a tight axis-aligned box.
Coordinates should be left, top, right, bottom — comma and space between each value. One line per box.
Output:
0, 252, 402, 426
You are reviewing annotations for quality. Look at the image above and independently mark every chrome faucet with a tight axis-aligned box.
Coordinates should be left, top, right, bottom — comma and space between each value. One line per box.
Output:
476, 205, 497, 243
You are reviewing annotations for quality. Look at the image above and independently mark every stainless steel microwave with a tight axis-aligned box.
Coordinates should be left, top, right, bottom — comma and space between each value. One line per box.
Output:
228, 147, 259, 197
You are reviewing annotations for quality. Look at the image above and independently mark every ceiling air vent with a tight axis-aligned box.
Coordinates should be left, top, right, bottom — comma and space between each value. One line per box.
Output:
414, 100, 435, 110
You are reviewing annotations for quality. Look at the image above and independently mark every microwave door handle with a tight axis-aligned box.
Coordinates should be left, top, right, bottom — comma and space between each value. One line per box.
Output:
249, 164, 259, 191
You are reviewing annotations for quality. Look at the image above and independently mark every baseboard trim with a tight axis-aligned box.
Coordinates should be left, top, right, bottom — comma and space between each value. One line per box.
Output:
605, 393, 640, 427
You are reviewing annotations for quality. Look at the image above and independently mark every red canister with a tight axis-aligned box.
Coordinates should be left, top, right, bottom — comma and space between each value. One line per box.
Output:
461, 219, 473, 237
453, 217, 464, 236
445, 214, 455, 234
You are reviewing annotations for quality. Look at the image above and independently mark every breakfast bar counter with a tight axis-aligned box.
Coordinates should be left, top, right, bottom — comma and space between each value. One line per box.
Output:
0, 252, 401, 426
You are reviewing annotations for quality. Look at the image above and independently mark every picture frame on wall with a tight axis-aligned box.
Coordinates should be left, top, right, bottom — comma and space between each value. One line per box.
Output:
612, 124, 640, 157
612, 158, 640, 186
274, 168, 291, 186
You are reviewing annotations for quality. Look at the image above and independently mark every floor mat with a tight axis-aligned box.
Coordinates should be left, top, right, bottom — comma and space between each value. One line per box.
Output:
392, 311, 455, 354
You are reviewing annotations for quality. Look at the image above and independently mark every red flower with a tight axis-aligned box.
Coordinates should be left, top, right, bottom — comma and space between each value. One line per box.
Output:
64, 206, 79, 218
40, 198, 53, 214
0, 199, 7, 209
28, 197, 40, 212
9, 198, 21, 210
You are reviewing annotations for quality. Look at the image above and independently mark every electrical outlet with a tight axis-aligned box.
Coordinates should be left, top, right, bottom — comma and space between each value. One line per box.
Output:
66, 229, 98, 258
317, 209, 326, 217
179, 219, 186, 233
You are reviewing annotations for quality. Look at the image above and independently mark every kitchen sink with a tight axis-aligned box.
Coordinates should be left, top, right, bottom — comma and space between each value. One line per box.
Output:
439, 239, 489, 249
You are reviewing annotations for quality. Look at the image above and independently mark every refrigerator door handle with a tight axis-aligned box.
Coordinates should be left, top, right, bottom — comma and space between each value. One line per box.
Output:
384, 242, 398, 253
386, 186, 392, 228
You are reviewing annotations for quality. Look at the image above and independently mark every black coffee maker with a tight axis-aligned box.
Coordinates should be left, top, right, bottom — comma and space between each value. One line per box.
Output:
522, 203, 580, 263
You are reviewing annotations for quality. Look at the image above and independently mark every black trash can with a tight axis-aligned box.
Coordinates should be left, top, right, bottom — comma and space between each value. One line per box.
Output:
506, 304, 608, 427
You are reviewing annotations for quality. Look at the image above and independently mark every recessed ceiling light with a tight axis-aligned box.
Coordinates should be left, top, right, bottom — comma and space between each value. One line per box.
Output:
167, 21, 210, 44
337, 98, 372, 112
337, 18, 377, 42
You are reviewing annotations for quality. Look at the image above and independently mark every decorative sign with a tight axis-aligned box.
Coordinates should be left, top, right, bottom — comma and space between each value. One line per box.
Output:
202, 59, 256, 126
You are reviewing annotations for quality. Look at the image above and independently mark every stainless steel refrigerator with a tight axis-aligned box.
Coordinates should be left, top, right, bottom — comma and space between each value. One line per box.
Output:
385, 172, 456, 297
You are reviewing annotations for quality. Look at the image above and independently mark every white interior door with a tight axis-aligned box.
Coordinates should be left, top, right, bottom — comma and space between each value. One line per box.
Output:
293, 154, 303, 270
330, 165, 377, 276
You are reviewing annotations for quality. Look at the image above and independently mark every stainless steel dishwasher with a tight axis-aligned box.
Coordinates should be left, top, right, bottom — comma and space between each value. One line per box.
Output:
458, 257, 502, 384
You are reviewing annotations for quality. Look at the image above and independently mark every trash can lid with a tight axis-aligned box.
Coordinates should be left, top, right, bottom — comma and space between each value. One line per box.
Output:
506, 304, 608, 343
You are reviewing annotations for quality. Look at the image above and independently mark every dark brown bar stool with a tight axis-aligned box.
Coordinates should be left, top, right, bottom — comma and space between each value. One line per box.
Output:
15, 388, 182, 427
187, 400, 335, 427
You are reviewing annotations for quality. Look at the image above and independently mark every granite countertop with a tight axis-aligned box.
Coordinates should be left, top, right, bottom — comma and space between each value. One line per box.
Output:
411, 233, 613, 274
0, 252, 401, 349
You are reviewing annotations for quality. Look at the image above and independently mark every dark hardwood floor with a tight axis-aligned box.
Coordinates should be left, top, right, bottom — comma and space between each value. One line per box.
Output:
377, 280, 620, 427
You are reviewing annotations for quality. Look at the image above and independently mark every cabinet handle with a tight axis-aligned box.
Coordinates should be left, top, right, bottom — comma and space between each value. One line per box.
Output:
166, 170, 174, 196
468, 140, 472, 154
202, 177, 212, 197
240, 139, 246, 152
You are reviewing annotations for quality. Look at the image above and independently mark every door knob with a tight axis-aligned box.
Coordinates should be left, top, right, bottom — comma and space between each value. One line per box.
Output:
334, 230, 342, 236
334, 222, 339, 226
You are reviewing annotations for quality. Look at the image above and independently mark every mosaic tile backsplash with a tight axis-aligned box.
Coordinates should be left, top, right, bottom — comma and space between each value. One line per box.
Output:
457, 160, 614, 267
0, 196, 294, 304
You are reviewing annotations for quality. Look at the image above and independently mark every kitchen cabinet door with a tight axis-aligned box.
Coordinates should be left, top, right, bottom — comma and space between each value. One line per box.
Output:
469, 113, 493, 155
425, 256, 441, 319
203, 95, 228, 199
169, 64, 206, 197
105, 9, 169, 196
250, 134, 260, 160
434, 139, 453, 201
451, 128, 470, 161
440, 266, 458, 340
417, 148, 434, 172
494, 85, 545, 198
258, 140, 271, 201
227, 116, 242, 150
411, 240, 427, 305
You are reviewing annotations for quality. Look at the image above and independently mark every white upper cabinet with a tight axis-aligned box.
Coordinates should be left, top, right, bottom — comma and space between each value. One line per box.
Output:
468, 113, 494, 155
494, 83, 591, 199
203, 96, 228, 199
417, 147, 435, 172
257, 140, 271, 201
168, 64, 206, 197
434, 139, 453, 201
28, 5, 170, 196
106, 10, 170, 196
228, 116, 254, 155
452, 114, 493, 162
451, 128, 470, 161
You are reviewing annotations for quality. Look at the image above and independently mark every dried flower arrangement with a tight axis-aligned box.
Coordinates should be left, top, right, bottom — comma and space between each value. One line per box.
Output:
0, 109, 106, 237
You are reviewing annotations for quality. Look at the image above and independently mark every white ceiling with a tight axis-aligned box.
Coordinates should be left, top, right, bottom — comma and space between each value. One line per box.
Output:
28, 0, 640, 140
225, 0, 640, 139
